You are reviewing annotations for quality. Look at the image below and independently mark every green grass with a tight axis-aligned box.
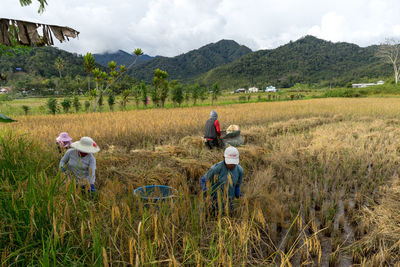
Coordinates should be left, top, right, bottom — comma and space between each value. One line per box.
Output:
3, 83, 400, 117
0, 91, 304, 116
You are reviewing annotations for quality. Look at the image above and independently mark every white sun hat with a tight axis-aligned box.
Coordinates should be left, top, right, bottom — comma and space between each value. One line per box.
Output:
71, 136, 100, 154
224, 146, 239, 165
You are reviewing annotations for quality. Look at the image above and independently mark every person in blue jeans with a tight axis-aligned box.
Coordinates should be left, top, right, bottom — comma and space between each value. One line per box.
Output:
201, 146, 243, 214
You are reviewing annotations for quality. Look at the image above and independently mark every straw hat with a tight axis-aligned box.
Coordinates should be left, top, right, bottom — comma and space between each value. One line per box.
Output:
71, 136, 100, 154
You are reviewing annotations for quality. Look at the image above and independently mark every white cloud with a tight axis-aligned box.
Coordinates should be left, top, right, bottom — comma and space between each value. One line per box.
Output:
307, 12, 345, 42
393, 25, 400, 37
2, 0, 400, 56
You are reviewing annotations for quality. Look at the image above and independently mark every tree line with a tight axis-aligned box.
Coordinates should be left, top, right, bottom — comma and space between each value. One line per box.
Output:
41, 51, 221, 115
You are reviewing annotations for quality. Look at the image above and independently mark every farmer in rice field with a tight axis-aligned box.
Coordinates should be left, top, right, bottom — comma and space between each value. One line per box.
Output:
59, 136, 100, 192
204, 110, 222, 149
200, 146, 243, 213
56, 132, 72, 154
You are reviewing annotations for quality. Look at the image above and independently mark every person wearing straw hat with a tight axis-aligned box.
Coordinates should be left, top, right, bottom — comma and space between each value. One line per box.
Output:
56, 132, 72, 154
59, 136, 100, 192
200, 146, 243, 212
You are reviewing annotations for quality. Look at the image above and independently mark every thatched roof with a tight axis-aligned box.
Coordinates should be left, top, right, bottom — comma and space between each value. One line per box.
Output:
0, 18, 79, 47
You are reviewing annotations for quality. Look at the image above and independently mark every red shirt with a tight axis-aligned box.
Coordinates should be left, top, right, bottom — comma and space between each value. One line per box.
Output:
215, 119, 221, 137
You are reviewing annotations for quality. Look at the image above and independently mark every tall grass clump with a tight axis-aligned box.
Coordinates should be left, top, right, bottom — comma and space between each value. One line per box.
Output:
0, 130, 63, 264
0, 130, 47, 183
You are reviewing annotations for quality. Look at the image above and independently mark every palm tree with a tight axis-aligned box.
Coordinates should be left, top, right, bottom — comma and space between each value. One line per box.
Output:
54, 57, 64, 79
19, 0, 48, 13
83, 53, 96, 93
126, 48, 144, 70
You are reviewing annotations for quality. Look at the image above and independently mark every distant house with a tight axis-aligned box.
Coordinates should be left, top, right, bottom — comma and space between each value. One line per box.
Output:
235, 88, 246, 93
352, 81, 385, 88
0, 88, 8, 94
265, 86, 277, 92
248, 87, 259, 93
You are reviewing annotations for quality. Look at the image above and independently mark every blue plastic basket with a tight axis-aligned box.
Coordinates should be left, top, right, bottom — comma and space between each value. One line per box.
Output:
134, 185, 178, 201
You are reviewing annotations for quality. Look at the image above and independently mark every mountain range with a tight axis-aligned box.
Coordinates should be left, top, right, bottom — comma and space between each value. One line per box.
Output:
93, 50, 153, 68
0, 36, 392, 89
199, 36, 390, 88
127, 40, 252, 82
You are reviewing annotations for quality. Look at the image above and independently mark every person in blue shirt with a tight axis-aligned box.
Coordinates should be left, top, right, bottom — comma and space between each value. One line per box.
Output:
200, 146, 243, 213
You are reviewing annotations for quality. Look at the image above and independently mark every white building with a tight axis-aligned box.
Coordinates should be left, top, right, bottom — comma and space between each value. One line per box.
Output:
352, 81, 385, 88
0, 88, 8, 94
248, 87, 259, 93
235, 88, 246, 93
265, 86, 277, 92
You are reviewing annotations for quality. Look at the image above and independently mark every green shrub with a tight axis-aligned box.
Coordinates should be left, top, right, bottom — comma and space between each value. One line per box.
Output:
61, 98, 72, 113
73, 96, 81, 113
47, 98, 58, 115
323, 88, 366, 98
238, 95, 246, 102
84, 100, 90, 113
22, 105, 30, 115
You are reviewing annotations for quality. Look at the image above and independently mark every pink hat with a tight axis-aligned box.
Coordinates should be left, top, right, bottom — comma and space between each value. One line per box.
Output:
56, 132, 72, 146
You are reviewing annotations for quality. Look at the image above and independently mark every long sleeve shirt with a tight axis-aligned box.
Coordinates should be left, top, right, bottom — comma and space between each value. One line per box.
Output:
201, 161, 243, 200
59, 148, 96, 184
214, 120, 221, 137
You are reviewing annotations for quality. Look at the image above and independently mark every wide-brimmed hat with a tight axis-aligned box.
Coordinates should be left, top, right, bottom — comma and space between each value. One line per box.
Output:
56, 132, 72, 144
71, 136, 100, 154
224, 146, 239, 165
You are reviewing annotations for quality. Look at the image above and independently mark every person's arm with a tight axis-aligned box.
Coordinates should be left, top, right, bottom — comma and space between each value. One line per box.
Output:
214, 120, 221, 137
88, 156, 96, 185
200, 164, 218, 191
235, 166, 243, 198
200, 176, 207, 191
56, 141, 62, 154
59, 149, 71, 172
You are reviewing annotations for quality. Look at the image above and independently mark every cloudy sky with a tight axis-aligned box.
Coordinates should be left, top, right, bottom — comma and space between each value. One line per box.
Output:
2, 0, 400, 56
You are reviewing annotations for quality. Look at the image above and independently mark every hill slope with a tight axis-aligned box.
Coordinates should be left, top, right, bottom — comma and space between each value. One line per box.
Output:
94, 50, 153, 67
199, 36, 391, 88
129, 39, 252, 82
0, 47, 89, 78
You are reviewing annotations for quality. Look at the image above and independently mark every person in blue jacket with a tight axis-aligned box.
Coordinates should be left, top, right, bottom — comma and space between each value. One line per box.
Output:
200, 146, 243, 213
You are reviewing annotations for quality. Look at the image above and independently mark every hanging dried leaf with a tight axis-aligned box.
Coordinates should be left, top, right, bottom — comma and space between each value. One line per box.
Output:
0, 18, 79, 47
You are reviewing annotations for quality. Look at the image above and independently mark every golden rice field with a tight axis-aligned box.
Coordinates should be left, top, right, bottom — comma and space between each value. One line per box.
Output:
2, 98, 400, 266
7, 98, 400, 149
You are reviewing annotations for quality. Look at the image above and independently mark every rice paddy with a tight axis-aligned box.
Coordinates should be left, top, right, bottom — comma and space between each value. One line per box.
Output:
1, 97, 400, 266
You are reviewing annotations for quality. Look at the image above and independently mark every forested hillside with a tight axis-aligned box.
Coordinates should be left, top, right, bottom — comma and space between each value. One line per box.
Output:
129, 39, 252, 82
0, 36, 393, 91
199, 36, 392, 88
0, 47, 88, 78
94, 50, 153, 67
